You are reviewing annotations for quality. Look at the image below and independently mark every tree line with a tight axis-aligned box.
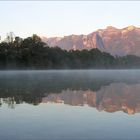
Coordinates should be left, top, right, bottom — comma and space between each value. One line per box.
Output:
0, 34, 140, 69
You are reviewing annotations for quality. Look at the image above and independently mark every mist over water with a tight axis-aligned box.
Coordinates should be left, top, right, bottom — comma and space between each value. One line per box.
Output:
1, 70, 140, 140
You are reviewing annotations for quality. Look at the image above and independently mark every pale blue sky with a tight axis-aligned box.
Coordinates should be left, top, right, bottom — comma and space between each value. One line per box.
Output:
0, 1, 140, 39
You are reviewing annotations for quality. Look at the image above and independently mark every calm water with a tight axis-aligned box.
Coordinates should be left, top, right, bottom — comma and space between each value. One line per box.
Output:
0, 70, 140, 140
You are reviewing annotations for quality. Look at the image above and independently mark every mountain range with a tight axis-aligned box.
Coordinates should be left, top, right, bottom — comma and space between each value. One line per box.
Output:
42, 26, 140, 56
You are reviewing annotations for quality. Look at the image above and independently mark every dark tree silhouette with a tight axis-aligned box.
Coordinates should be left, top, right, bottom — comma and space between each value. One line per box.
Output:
0, 34, 140, 69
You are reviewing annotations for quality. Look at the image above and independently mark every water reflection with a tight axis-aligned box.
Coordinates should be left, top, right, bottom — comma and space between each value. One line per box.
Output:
42, 83, 140, 115
0, 70, 140, 115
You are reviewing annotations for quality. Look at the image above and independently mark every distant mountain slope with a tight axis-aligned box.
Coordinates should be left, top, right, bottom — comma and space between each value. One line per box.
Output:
42, 26, 140, 56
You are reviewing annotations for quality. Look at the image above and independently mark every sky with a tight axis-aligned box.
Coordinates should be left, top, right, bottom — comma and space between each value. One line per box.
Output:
0, 1, 140, 40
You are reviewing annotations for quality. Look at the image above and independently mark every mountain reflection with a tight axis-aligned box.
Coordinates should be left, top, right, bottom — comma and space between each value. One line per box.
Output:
1, 70, 140, 114
42, 83, 140, 115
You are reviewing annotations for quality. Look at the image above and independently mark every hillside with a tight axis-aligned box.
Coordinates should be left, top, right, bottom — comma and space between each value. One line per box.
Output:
42, 26, 140, 56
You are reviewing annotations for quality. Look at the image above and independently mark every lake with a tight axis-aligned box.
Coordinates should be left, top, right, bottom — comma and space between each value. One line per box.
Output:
0, 70, 140, 140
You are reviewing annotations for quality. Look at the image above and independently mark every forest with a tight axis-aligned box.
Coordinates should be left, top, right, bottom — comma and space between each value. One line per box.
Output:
0, 34, 140, 69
